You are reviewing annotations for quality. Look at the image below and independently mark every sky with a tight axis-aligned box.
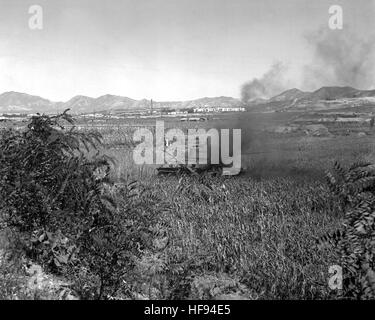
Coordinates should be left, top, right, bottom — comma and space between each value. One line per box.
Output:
0, 0, 375, 102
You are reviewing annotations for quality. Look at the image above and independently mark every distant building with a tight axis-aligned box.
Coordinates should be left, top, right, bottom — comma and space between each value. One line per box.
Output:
193, 106, 245, 113
85, 113, 105, 118
168, 111, 188, 115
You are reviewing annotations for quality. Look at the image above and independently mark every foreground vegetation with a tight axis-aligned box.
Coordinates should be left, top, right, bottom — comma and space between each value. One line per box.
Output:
0, 112, 374, 299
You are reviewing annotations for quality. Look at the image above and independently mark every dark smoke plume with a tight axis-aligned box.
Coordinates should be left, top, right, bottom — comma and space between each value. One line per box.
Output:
302, 28, 375, 90
240, 62, 291, 103
240, 27, 375, 103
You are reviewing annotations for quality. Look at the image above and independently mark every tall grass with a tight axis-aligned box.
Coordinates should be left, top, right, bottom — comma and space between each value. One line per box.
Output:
134, 175, 341, 299
1, 117, 367, 300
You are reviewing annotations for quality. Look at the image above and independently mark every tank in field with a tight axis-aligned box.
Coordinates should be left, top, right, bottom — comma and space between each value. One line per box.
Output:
156, 163, 226, 176
156, 138, 243, 176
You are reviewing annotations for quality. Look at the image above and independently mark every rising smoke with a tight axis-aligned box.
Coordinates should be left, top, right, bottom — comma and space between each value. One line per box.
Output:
241, 62, 291, 103
302, 28, 375, 91
241, 27, 375, 103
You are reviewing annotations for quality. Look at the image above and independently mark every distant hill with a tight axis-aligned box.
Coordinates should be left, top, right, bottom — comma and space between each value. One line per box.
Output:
243, 86, 375, 112
90, 94, 137, 112
63, 95, 95, 114
269, 86, 375, 103
180, 96, 243, 108
303, 86, 371, 101
0, 91, 56, 113
0, 91, 244, 114
270, 88, 309, 102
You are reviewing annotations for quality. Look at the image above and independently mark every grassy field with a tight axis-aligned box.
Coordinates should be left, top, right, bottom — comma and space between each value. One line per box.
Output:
73, 111, 375, 299
1, 110, 375, 299
88, 111, 375, 180
134, 174, 340, 299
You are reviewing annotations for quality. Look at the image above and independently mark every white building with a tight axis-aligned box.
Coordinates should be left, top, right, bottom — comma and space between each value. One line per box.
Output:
193, 106, 245, 113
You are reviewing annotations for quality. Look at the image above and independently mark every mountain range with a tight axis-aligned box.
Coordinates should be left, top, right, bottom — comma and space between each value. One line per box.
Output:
270, 86, 375, 103
0, 91, 244, 114
2, 86, 375, 114
247, 86, 375, 111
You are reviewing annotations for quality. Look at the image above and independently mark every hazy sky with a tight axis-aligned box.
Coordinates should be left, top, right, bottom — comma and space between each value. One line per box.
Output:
0, 0, 374, 101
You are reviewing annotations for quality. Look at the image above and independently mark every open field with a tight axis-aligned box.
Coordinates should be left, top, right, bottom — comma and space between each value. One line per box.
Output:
1, 109, 375, 299
74, 111, 375, 180
91, 111, 374, 298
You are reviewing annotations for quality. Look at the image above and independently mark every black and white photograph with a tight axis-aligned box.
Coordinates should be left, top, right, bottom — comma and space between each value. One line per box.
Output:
0, 0, 375, 306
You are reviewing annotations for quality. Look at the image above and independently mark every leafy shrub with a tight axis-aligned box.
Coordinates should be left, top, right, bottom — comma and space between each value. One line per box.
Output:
0, 111, 168, 299
0, 250, 27, 300
320, 161, 375, 299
